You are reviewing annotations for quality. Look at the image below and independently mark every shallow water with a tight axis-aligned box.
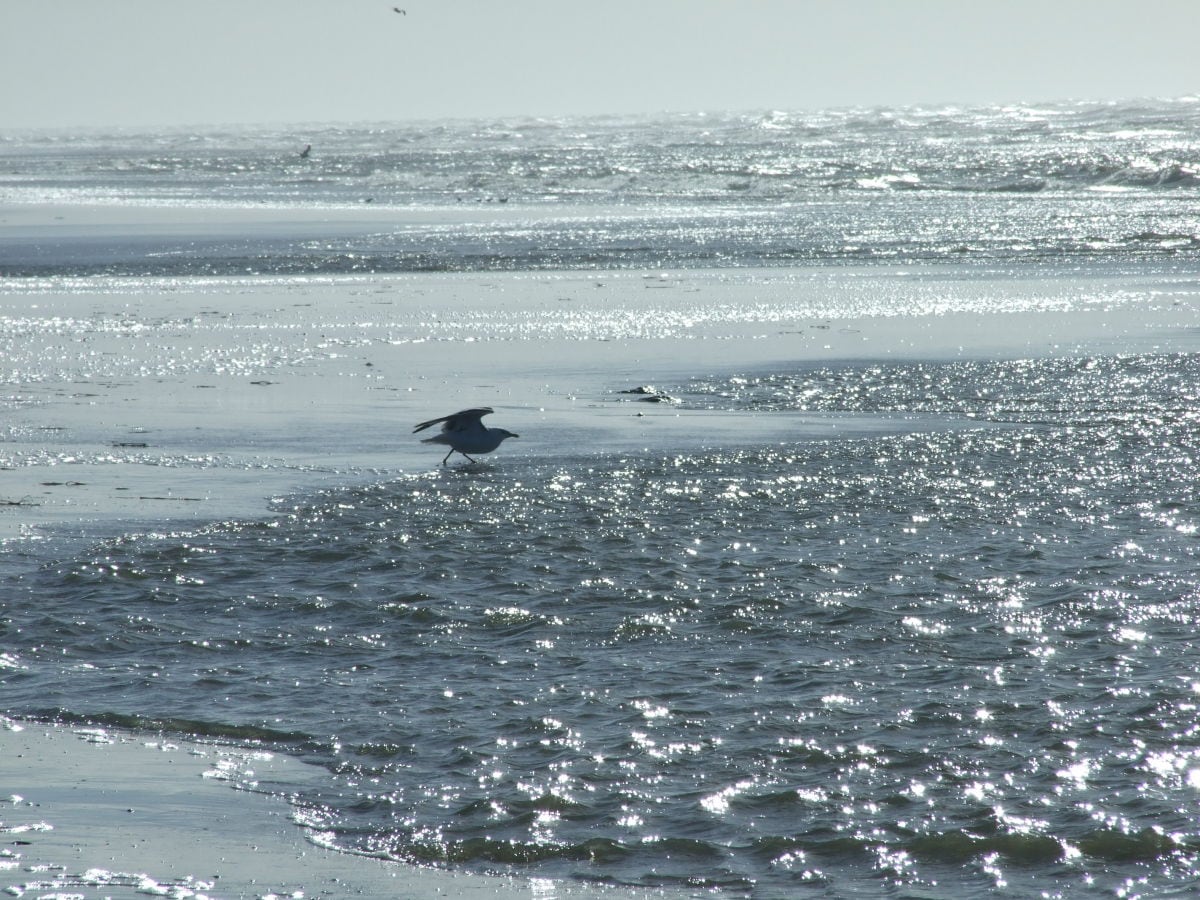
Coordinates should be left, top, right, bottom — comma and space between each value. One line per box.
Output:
5, 344, 1200, 897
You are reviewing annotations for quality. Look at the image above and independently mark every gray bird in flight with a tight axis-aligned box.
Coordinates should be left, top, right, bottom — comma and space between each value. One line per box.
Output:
413, 407, 518, 465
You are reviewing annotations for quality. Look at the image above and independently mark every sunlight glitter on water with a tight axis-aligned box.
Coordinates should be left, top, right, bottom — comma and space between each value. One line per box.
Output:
7, 333, 1200, 894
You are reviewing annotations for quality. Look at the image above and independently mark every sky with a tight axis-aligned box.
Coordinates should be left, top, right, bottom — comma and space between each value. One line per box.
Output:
2, 0, 1197, 130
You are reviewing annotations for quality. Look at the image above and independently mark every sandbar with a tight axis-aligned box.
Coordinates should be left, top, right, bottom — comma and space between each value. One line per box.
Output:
0, 718, 677, 900
2, 266, 1199, 542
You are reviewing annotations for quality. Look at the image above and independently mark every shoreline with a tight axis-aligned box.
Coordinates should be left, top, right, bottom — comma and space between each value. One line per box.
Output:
0, 717, 677, 900
3, 264, 1200, 543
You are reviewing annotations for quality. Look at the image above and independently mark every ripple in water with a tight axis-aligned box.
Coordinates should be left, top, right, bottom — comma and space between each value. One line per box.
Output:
5, 352, 1200, 895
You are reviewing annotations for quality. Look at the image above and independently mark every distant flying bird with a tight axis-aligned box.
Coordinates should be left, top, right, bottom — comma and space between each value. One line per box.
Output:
413, 407, 518, 465
299, 144, 311, 159
393, 6, 406, 13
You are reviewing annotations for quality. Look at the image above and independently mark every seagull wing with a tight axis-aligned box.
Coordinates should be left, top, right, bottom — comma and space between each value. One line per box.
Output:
413, 407, 494, 434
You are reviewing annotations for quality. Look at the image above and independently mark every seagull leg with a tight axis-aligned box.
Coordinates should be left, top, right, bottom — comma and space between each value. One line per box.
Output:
462, 452, 477, 463
441, 449, 453, 465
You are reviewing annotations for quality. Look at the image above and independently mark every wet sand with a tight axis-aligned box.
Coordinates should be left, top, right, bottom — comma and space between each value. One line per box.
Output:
4, 264, 1197, 543
0, 718, 675, 899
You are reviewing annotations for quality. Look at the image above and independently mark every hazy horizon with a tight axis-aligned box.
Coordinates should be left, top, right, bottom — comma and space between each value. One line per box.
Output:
3, 0, 1197, 131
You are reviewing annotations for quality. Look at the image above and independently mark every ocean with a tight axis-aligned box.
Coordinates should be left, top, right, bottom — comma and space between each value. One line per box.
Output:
3, 98, 1200, 898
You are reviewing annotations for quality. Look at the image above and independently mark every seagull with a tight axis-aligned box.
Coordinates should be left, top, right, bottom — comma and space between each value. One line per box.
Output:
413, 407, 518, 465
